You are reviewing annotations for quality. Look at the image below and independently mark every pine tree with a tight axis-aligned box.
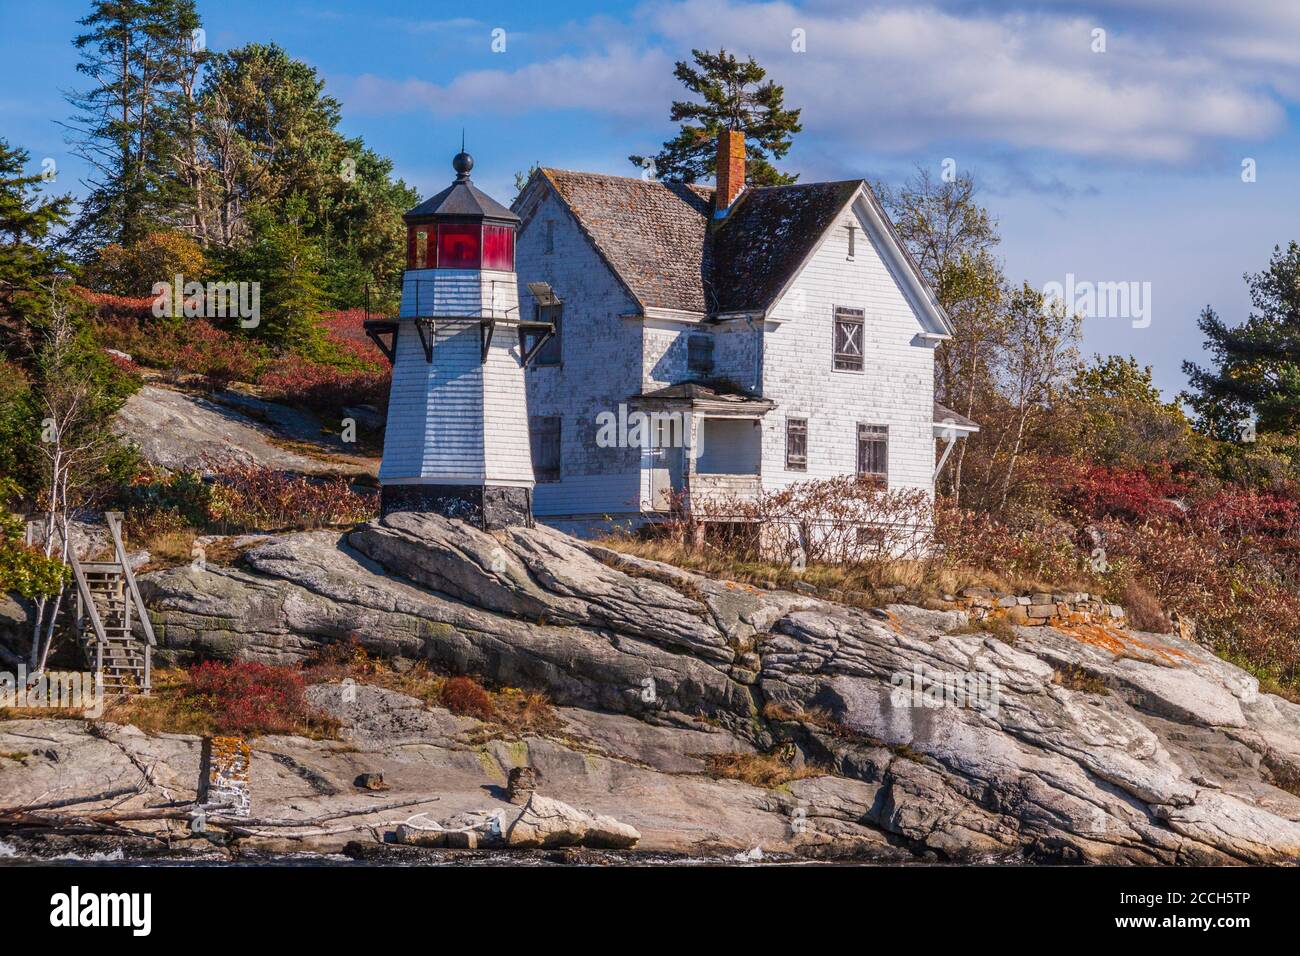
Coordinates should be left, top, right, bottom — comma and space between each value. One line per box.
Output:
1183, 242, 1300, 437
64, 0, 202, 251
0, 138, 73, 300
629, 49, 802, 186
226, 194, 327, 355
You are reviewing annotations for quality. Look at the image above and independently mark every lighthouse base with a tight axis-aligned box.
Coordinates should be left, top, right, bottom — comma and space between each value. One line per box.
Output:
380, 483, 534, 530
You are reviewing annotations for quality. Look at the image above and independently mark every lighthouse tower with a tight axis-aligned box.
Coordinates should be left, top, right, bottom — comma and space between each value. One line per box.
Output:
368, 151, 552, 529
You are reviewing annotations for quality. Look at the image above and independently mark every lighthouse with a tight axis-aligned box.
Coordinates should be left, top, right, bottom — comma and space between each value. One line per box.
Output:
366, 150, 553, 529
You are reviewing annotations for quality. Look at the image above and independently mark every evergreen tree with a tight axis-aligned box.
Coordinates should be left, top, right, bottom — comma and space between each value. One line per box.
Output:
64, 0, 202, 251
1183, 242, 1300, 438
225, 194, 327, 355
0, 138, 73, 301
630, 49, 802, 186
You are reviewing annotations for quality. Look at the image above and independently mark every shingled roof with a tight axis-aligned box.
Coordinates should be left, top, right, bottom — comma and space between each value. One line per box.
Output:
525, 168, 944, 329
709, 180, 863, 315
537, 169, 713, 313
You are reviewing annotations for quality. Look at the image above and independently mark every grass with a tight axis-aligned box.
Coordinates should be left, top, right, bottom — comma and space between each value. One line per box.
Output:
0, 750, 31, 763
104, 667, 341, 739
594, 534, 1088, 609
303, 640, 561, 736
702, 751, 828, 789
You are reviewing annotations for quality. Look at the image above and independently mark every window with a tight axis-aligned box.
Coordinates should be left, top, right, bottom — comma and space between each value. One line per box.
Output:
687, 334, 714, 376
846, 223, 856, 260
414, 228, 430, 268
437, 223, 480, 268
786, 418, 807, 471
544, 219, 555, 255
481, 224, 515, 271
530, 416, 561, 482
528, 303, 562, 366
857, 424, 887, 486
833, 306, 865, 371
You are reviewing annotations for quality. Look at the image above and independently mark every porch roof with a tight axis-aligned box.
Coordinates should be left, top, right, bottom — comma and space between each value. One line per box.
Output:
630, 379, 775, 414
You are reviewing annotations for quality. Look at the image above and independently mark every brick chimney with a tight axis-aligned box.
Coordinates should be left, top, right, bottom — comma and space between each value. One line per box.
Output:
715, 128, 746, 217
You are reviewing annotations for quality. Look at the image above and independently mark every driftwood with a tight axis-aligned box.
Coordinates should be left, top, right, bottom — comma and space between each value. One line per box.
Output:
0, 794, 442, 842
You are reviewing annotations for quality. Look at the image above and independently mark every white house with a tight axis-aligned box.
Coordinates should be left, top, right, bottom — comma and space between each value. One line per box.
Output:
511, 131, 977, 537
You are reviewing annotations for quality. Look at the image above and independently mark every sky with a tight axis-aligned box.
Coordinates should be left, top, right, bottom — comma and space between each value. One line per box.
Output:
3, 0, 1300, 399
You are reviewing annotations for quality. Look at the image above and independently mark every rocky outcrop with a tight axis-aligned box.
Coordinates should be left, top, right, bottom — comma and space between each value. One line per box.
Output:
115, 512, 1300, 863
114, 384, 375, 477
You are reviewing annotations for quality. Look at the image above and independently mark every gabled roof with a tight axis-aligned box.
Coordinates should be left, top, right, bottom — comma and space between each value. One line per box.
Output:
709, 180, 862, 315
407, 178, 519, 222
529, 169, 712, 312
519, 167, 951, 335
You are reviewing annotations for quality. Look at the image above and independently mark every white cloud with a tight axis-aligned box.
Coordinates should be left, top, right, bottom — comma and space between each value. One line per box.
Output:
337, 0, 1294, 165
343, 46, 677, 120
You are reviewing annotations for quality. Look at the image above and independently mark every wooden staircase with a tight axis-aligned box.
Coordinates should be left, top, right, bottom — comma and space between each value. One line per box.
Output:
69, 512, 155, 696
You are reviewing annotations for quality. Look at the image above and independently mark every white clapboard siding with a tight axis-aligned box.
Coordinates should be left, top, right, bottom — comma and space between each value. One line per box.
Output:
515, 189, 645, 517
761, 194, 936, 496
381, 267, 530, 487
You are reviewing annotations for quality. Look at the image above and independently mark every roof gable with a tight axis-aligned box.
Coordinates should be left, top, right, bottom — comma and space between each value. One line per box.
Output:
519, 168, 951, 335
709, 180, 862, 315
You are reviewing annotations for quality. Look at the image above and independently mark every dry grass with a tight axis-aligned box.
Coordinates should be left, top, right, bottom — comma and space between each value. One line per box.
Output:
703, 751, 828, 789
595, 534, 1083, 608
304, 640, 560, 735
1121, 578, 1171, 633
1053, 666, 1109, 695
104, 667, 341, 739
143, 529, 197, 567
948, 615, 1019, 643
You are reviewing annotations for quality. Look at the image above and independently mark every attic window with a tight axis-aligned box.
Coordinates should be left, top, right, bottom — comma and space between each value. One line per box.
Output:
846, 223, 856, 260
687, 334, 714, 375
833, 306, 865, 372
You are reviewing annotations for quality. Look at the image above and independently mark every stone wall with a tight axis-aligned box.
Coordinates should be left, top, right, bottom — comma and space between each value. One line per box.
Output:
954, 587, 1127, 628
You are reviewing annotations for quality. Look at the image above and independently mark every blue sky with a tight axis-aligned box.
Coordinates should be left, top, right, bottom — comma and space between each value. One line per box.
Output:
4, 0, 1300, 399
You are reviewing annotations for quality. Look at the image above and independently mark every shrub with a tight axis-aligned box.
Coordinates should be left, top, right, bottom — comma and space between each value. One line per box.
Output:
439, 676, 496, 721
204, 462, 378, 532
187, 661, 335, 737
1120, 578, 1169, 633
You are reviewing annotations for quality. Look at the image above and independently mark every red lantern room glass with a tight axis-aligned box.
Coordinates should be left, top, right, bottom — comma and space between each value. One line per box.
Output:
403, 150, 518, 272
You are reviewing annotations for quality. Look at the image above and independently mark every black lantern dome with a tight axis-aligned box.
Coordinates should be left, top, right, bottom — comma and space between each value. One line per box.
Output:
404, 151, 519, 271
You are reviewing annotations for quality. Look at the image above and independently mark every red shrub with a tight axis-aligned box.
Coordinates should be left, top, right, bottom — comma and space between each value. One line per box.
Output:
259, 357, 390, 413
440, 676, 495, 720
188, 661, 315, 736
1041, 458, 1185, 523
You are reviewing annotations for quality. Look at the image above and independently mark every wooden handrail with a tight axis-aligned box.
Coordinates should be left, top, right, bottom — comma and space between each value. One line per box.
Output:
104, 512, 156, 647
